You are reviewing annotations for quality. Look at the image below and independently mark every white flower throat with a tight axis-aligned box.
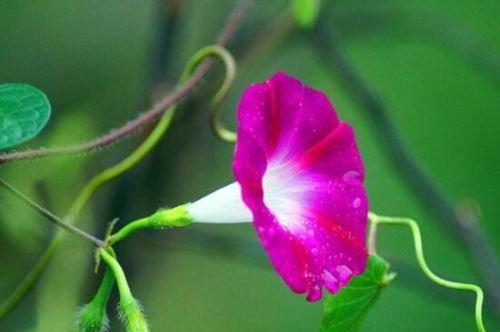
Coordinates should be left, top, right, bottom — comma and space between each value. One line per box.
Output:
188, 161, 309, 229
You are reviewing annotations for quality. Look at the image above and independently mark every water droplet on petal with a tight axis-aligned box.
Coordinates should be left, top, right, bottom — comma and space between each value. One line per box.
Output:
336, 265, 353, 283
322, 270, 337, 284
352, 197, 361, 208
342, 170, 361, 185
323, 270, 339, 293
307, 285, 322, 301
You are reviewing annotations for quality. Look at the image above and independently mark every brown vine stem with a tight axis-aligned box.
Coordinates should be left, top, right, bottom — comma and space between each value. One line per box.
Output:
309, 20, 500, 314
0, 0, 250, 321
0, 0, 250, 165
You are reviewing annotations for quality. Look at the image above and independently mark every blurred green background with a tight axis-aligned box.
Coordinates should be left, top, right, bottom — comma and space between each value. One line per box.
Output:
0, 0, 499, 331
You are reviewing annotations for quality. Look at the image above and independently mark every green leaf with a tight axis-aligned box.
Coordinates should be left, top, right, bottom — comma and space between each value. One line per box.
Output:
291, 0, 321, 29
0, 83, 51, 150
319, 255, 395, 332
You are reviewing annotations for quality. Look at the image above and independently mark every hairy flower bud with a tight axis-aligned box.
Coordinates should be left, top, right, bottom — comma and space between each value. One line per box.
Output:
77, 269, 114, 332
119, 298, 149, 332
77, 300, 109, 332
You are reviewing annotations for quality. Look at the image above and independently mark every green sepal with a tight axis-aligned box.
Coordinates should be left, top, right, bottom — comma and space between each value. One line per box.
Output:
77, 269, 114, 332
151, 204, 193, 228
107, 205, 193, 245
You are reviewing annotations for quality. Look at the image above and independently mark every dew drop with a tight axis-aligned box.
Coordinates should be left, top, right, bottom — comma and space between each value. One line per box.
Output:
336, 265, 352, 283
342, 170, 361, 185
307, 285, 322, 301
322, 270, 337, 284
352, 197, 361, 208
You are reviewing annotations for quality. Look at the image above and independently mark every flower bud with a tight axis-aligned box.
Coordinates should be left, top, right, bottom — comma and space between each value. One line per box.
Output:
77, 269, 114, 332
77, 300, 109, 332
119, 297, 149, 332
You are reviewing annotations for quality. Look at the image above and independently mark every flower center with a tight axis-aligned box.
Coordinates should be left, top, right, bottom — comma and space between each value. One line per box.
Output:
262, 162, 310, 232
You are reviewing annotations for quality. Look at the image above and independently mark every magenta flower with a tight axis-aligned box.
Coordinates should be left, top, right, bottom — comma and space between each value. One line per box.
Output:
188, 72, 368, 301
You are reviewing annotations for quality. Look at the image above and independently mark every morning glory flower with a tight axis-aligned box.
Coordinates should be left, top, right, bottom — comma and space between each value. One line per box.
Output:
188, 71, 368, 301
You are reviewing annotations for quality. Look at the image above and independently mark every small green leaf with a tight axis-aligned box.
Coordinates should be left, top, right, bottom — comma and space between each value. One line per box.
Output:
0, 83, 51, 150
319, 255, 395, 332
291, 0, 321, 29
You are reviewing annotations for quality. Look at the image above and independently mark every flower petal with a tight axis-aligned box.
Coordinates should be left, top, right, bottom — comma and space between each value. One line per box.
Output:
237, 72, 340, 161
234, 71, 368, 301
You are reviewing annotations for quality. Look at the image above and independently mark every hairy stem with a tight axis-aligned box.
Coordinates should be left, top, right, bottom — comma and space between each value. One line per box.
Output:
0, 0, 250, 165
98, 251, 132, 305
99, 250, 149, 332
369, 212, 486, 332
67, 109, 176, 220
0, 1, 249, 320
0, 106, 174, 319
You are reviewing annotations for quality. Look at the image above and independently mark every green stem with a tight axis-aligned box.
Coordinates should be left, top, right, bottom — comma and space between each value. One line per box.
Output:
89, 268, 115, 309
0, 178, 105, 247
0, 233, 60, 318
99, 250, 149, 332
0, 45, 235, 320
369, 212, 486, 332
67, 110, 176, 221
99, 250, 133, 302
0, 108, 176, 319
0, 109, 174, 319
107, 204, 192, 246
182, 45, 237, 142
